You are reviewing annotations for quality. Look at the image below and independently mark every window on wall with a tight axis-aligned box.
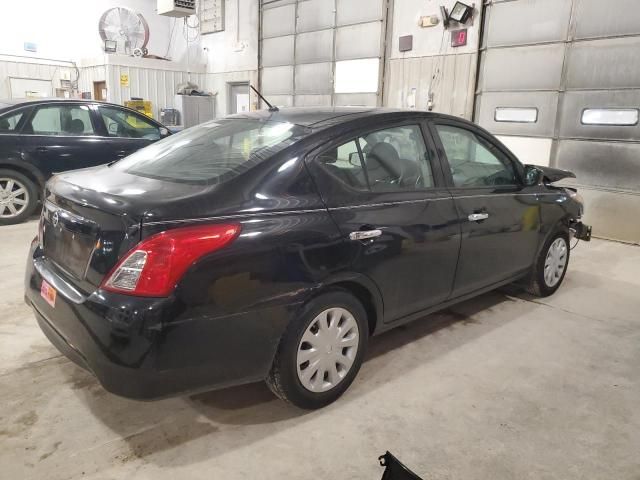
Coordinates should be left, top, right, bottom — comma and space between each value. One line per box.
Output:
494, 107, 538, 123
334, 59, 380, 94
581, 108, 639, 126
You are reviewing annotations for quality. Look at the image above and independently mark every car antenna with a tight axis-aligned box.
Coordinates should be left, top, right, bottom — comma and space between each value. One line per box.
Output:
250, 85, 279, 112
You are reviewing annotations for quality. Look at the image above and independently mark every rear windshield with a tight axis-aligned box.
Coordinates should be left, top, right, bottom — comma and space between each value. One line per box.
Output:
113, 118, 310, 184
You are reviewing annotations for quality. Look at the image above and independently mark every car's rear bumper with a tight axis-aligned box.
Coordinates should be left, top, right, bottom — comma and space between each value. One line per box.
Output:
25, 242, 296, 400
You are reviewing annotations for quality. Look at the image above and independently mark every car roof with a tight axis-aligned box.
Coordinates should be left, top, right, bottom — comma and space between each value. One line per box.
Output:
226, 107, 452, 130
0, 98, 121, 109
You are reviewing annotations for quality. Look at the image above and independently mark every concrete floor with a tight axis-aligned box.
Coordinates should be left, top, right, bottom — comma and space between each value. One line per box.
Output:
1, 220, 639, 480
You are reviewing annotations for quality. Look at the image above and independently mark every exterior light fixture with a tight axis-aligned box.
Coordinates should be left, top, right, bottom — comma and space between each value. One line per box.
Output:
449, 1, 473, 23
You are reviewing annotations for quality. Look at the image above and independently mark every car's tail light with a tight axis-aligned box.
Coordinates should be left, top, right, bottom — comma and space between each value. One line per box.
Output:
101, 223, 240, 297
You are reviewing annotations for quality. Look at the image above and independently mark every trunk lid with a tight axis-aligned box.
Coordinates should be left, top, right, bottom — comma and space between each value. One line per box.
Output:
42, 165, 210, 292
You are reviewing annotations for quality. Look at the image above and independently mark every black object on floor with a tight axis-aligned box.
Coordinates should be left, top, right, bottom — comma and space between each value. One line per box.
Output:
379, 452, 424, 480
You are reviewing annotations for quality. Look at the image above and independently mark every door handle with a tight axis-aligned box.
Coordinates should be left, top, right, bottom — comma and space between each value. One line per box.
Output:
349, 229, 382, 241
35, 147, 48, 153
468, 213, 489, 222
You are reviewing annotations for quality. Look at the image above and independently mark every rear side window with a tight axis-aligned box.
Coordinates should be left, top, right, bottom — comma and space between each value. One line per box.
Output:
25, 105, 95, 136
114, 119, 310, 184
317, 125, 433, 192
434, 124, 518, 187
0, 110, 26, 133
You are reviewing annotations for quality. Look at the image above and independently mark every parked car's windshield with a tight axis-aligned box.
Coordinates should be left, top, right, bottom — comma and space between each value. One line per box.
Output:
113, 118, 309, 185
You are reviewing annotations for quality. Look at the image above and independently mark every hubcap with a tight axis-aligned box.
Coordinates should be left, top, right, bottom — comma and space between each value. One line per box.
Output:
296, 307, 360, 393
0, 178, 29, 218
543, 237, 568, 287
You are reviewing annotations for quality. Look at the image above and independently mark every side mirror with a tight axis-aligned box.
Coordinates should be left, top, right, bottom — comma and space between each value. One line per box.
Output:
348, 152, 361, 167
159, 127, 170, 138
524, 164, 543, 186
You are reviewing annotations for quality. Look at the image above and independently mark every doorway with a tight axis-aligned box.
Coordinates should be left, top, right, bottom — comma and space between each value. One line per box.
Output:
228, 83, 250, 114
93, 81, 107, 101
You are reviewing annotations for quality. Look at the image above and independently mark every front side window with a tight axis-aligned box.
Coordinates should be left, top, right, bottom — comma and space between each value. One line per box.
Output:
114, 119, 310, 184
99, 106, 160, 140
0, 109, 26, 133
26, 105, 95, 136
317, 125, 434, 192
435, 124, 518, 187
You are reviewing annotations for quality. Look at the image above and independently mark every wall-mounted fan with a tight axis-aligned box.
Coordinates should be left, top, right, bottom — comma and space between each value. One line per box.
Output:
99, 7, 150, 55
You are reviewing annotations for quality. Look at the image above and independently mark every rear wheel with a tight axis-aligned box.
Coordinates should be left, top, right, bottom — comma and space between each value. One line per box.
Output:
525, 230, 570, 297
266, 291, 368, 409
0, 169, 38, 225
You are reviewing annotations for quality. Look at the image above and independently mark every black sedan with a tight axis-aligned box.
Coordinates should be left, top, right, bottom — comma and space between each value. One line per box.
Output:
24, 108, 591, 409
0, 98, 170, 224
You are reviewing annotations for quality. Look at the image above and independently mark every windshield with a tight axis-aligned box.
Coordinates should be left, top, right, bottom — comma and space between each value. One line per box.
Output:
113, 118, 309, 185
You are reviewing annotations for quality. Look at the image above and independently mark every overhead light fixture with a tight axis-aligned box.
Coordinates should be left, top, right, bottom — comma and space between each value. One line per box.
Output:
449, 1, 473, 24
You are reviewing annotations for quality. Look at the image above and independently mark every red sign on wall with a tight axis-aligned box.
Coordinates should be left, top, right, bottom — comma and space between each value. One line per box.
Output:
451, 29, 468, 47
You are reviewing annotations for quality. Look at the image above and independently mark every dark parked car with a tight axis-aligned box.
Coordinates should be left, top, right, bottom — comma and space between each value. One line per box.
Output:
0, 98, 170, 224
24, 108, 591, 409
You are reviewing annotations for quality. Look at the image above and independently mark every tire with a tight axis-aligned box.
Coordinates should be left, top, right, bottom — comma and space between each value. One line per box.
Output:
266, 290, 369, 409
525, 228, 570, 297
0, 169, 39, 225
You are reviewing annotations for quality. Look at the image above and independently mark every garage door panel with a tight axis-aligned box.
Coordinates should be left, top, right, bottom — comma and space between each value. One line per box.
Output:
261, 66, 294, 95
334, 93, 378, 106
294, 94, 333, 107
297, 0, 335, 32
577, 188, 640, 243
262, 36, 295, 67
566, 37, 640, 90
336, 22, 382, 60
480, 44, 564, 91
296, 30, 334, 64
486, 0, 571, 47
476, 91, 559, 137
558, 90, 640, 142
262, 4, 296, 38
336, 0, 384, 26
555, 139, 640, 192
295, 63, 333, 94
261, 95, 294, 109
574, 0, 640, 39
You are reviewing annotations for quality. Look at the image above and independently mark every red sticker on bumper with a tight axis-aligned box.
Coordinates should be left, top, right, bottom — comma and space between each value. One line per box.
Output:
40, 280, 56, 308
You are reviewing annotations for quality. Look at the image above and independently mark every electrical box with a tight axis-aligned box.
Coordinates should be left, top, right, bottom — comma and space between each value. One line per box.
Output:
157, 0, 196, 18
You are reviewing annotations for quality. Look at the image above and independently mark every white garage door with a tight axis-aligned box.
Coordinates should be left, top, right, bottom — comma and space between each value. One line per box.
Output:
259, 0, 388, 107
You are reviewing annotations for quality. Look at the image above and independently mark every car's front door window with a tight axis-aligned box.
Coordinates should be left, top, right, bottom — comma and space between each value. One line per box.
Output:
26, 105, 95, 136
98, 106, 160, 140
434, 124, 518, 187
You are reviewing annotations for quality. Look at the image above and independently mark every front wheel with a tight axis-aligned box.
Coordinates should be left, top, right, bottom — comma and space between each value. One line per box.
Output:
266, 291, 368, 409
525, 230, 570, 297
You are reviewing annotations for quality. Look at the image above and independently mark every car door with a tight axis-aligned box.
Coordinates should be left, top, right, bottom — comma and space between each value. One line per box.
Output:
21, 103, 106, 176
429, 120, 541, 298
93, 104, 166, 161
307, 119, 461, 323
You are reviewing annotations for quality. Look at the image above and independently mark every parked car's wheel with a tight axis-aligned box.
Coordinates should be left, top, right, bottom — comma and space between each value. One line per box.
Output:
266, 290, 369, 409
525, 229, 570, 297
0, 169, 39, 225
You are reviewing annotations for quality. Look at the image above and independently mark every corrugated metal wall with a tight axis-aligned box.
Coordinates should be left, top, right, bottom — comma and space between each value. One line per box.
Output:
0, 57, 76, 99
384, 0, 482, 119
259, 0, 388, 107
475, 0, 640, 243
